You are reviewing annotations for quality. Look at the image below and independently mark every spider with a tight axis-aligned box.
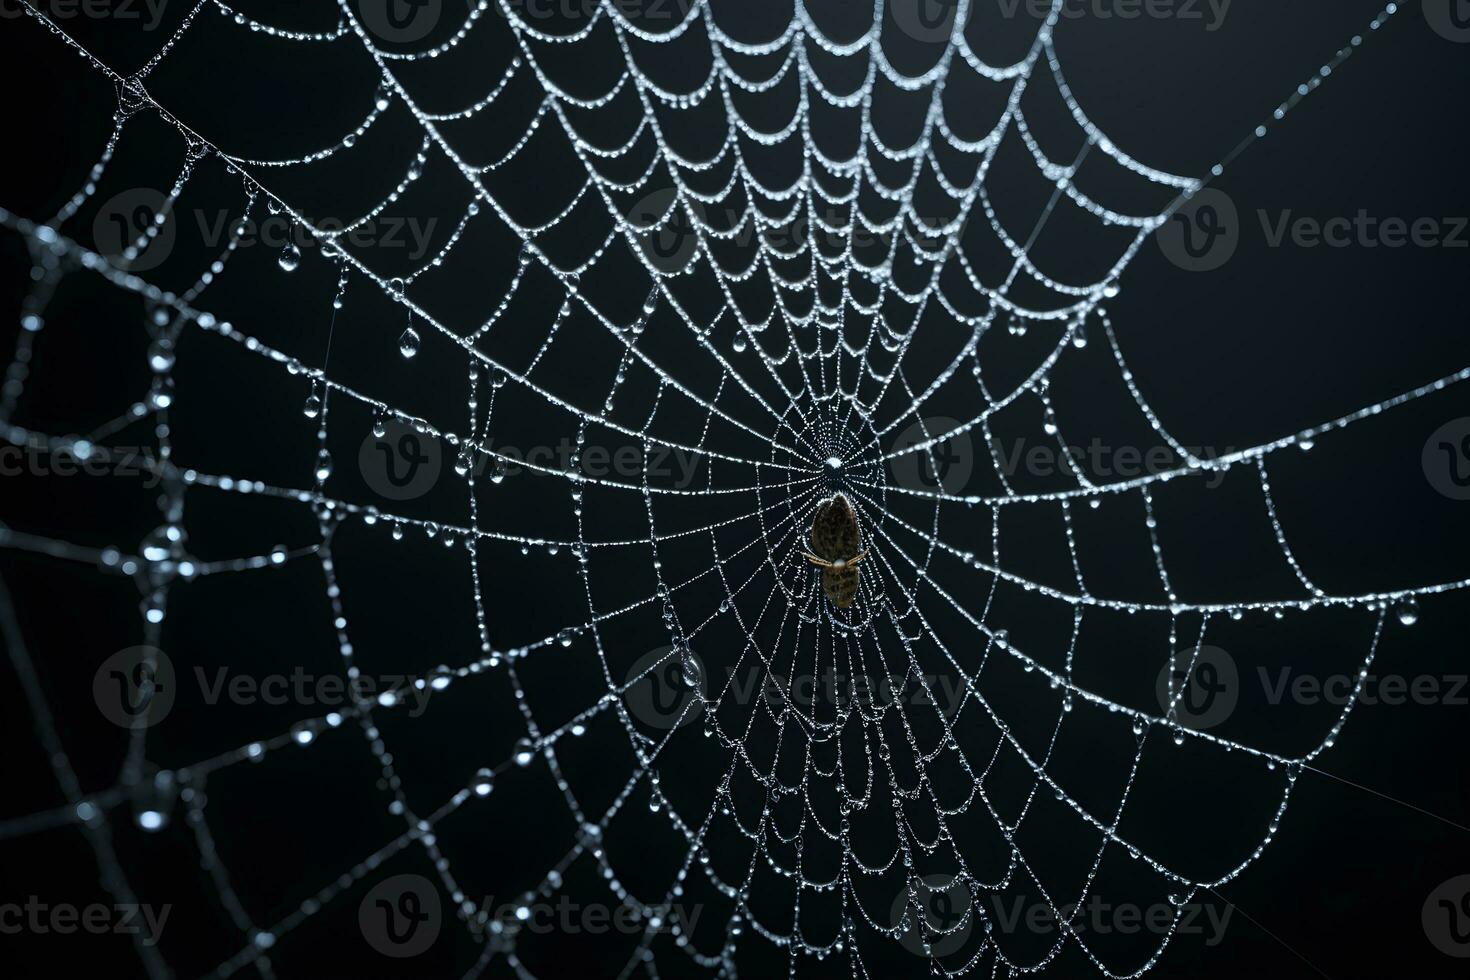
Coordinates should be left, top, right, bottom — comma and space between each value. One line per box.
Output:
804, 492, 869, 609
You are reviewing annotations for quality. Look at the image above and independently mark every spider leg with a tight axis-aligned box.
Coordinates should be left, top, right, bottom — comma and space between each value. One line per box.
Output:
803, 551, 835, 569
846, 549, 870, 567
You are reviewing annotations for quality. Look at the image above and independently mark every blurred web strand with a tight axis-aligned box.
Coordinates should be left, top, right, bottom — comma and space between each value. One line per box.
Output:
1, 1, 1462, 978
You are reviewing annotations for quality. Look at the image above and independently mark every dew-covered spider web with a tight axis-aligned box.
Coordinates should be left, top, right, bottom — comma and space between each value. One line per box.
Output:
1, 0, 1466, 977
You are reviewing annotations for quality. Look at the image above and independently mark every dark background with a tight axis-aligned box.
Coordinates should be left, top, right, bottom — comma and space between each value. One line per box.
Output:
0, 1, 1467, 978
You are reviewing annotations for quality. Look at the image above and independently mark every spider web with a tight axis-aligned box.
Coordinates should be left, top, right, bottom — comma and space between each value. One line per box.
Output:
1, 0, 1464, 977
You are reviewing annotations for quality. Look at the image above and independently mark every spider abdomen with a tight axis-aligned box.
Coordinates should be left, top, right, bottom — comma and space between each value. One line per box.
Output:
809, 493, 863, 608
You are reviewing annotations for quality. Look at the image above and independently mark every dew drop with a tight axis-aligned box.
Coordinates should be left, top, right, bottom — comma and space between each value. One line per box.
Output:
147, 377, 175, 411
147, 340, 175, 373
513, 737, 536, 767
136, 808, 168, 832
472, 767, 495, 797
141, 523, 182, 562
133, 774, 175, 832
398, 326, 421, 359
1395, 596, 1419, 627
679, 647, 702, 688
277, 244, 301, 273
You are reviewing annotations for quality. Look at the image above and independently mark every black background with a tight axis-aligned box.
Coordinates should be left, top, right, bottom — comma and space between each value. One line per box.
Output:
0, 1, 1467, 978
